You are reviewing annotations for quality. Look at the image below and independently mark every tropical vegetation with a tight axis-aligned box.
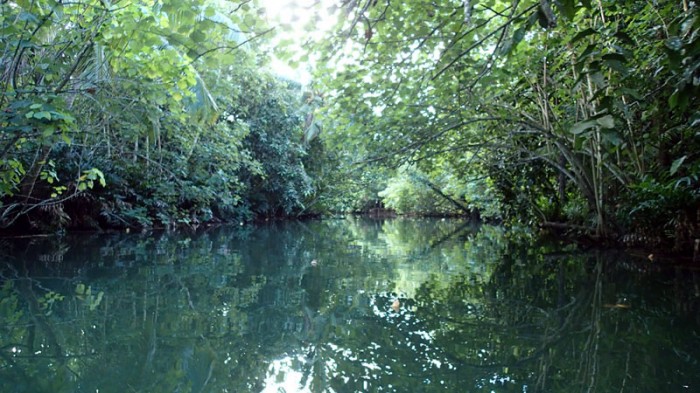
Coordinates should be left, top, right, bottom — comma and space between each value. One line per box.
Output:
0, 0, 316, 231
301, 0, 699, 252
1, 0, 698, 253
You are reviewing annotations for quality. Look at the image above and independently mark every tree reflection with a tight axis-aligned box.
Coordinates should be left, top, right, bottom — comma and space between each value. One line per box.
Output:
1, 219, 699, 392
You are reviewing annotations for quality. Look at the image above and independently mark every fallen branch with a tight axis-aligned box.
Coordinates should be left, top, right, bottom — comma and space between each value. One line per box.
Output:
541, 221, 594, 233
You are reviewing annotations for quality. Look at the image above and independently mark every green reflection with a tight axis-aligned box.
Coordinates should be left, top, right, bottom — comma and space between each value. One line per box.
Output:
1, 218, 698, 392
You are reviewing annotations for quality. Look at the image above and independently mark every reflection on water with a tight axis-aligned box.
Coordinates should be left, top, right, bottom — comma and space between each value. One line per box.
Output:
1, 218, 699, 392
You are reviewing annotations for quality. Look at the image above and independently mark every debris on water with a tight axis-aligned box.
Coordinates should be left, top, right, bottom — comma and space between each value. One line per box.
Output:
604, 303, 631, 309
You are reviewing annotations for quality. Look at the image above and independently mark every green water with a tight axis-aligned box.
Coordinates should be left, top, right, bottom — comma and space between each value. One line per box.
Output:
0, 218, 698, 392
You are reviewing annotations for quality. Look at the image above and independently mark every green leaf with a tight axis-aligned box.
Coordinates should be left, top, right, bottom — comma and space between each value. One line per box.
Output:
603, 130, 623, 146
33, 111, 52, 120
18, 10, 40, 24
665, 46, 682, 69
601, 53, 627, 63
556, 0, 576, 20
588, 71, 606, 88
512, 27, 526, 46
571, 28, 596, 43
670, 155, 687, 175
670, 88, 690, 110
42, 127, 54, 137
596, 115, 615, 129
243, 14, 258, 28
668, 88, 691, 110
536, 7, 550, 28
177, 79, 189, 90
189, 30, 206, 43
669, 91, 678, 108
614, 31, 634, 45
578, 44, 598, 60
503, 27, 526, 55
570, 120, 596, 135
603, 59, 627, 74
619, 88, 642, 100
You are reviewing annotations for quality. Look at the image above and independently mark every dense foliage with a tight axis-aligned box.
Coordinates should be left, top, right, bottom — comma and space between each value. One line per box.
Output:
1, 0, 698, 253
0, 0, 320, 231
295, 0, 699, 251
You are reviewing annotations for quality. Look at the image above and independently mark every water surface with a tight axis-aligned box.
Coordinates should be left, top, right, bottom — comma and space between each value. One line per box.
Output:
1, 218, 698, 392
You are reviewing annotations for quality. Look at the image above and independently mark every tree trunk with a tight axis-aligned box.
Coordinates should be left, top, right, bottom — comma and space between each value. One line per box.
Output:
20, 145, 52, 203
409, 172, 477, 217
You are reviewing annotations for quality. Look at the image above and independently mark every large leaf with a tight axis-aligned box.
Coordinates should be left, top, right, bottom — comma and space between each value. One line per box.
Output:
670, 156, 687, 175
570, 120, 596, 135
569, 115, 614, 135
596, 115, 615, 129
571, 28, 597, 43
556, 0, 577, 20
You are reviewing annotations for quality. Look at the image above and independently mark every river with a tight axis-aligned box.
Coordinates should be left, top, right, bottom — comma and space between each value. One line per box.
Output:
1, 218, 698, 392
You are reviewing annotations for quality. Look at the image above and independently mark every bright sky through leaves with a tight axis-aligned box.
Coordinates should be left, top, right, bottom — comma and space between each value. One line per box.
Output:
262, 0, 335, 84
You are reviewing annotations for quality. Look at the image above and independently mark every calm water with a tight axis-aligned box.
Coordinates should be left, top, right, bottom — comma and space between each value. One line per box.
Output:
1, 218, 698, 392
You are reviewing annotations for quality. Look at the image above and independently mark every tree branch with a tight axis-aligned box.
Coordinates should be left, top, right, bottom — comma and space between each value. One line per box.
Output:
431, 3, 537, 81
188, 27, 275, 64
